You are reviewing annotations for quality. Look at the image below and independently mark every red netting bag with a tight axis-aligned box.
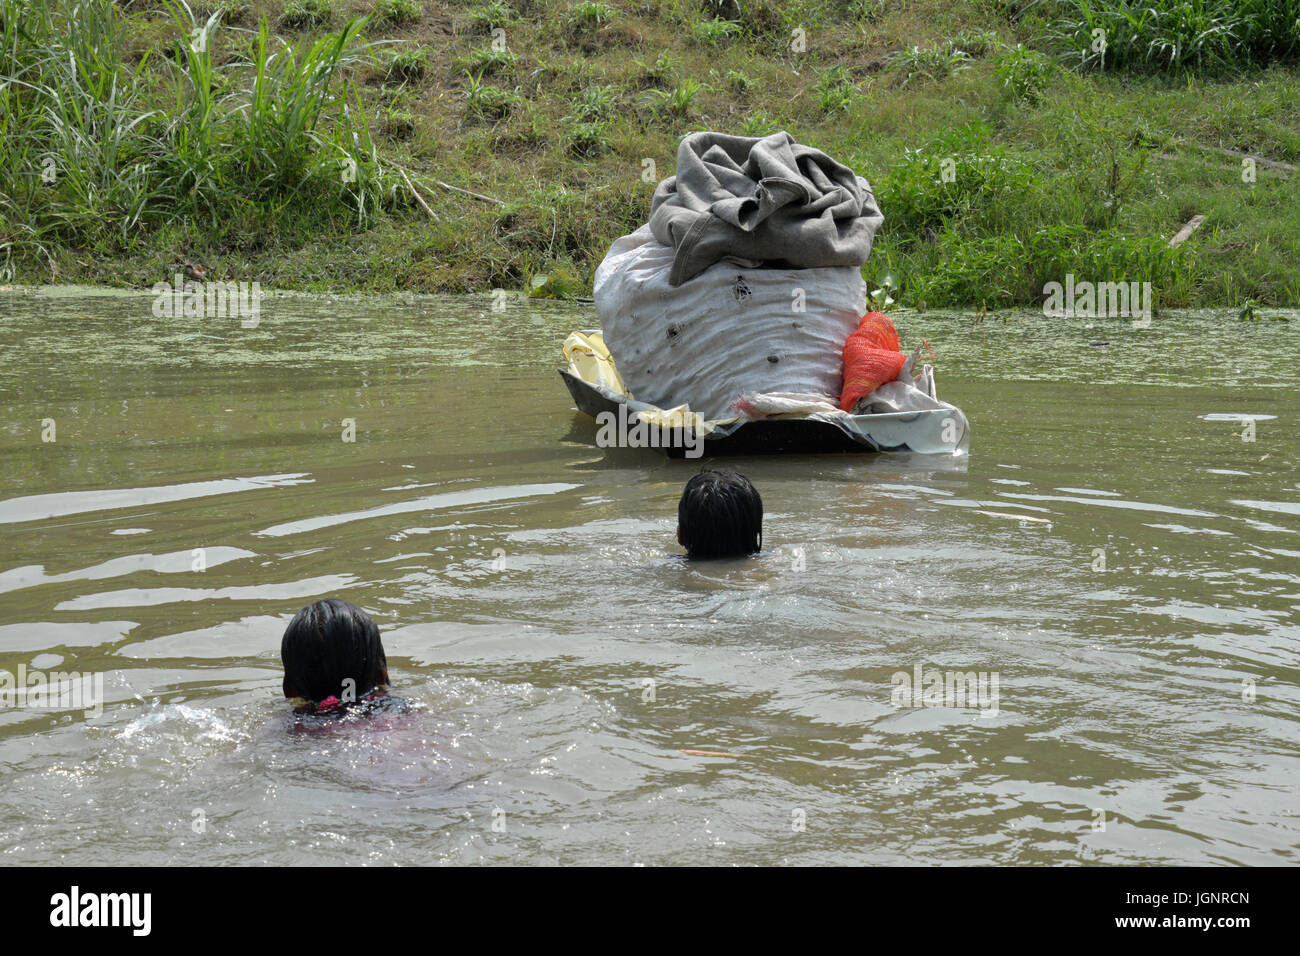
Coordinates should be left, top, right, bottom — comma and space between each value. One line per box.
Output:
839, 312, 907, 412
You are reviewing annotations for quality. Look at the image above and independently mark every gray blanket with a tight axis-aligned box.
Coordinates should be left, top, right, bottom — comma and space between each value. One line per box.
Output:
649, 131, 884, 286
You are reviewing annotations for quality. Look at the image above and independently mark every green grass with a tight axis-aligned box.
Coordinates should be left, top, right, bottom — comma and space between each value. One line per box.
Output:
1033, 0, 1300, 73
462, 70, 517, 121
387, 47, 428, 79
722, 68, 754, 93
373, 0, 422, 26
568, 83, 619, 121
565, 119, 609, 156
814, 65, 861, 114
994, 43, 1056, 103
2, 0, 1299, 307
209, 1, 254, 24
952, 28, 1003, 55
0, 0, 396, 273
692, 17, 741, 47
740, 111, 782, 136
279, 0, 332, 30
458, 45, 517, 76
642, 78, 705, 118
889, 44, 975, 86
466, 0, 515, 33
568, 1, 618, 33
637, 52, 676, 86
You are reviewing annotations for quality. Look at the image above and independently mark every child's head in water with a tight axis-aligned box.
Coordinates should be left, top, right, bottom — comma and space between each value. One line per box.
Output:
677, 470, 763, 559
281, 599, 389, 714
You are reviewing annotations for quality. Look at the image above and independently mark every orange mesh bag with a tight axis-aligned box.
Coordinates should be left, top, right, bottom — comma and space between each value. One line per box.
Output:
839, 312, 907, 412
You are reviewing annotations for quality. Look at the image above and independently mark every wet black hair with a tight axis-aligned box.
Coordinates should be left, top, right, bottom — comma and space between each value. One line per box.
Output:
281, 599, 389, 707
677, 470, 763, 559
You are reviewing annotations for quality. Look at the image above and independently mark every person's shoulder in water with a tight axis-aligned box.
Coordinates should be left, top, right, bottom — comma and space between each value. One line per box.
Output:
676, 470, 763, 559
280, 598, 414, 724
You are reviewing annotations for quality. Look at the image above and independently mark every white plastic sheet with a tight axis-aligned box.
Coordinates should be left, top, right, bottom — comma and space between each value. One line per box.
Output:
594, 225, 866, 421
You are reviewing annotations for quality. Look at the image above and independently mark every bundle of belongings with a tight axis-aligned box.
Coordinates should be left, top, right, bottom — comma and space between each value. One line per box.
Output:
585, 130, 969, 454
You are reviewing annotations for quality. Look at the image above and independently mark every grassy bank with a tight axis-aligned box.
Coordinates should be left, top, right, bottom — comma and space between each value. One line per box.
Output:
2, 0, 1298, 308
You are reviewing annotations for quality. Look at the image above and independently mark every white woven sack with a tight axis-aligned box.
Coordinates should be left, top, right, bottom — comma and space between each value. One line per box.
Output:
594, 225, 866, 420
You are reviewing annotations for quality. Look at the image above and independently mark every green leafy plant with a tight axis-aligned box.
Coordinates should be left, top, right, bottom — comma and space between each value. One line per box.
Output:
692, 17, 740, 45
568, 1, 617, 32
462, 70, 517, 121
387, 47, 429, 81
1037, 0, 1300, 73
897, 225, 1185, 308
740, 110, 780, 136
814, 64, 860, 113
888, 44, 972, 86
466, 0, 515, 33
565, 119, 608, 156
699, 0, 741, 18
875, 126, 1036, 236
636, 52, 676, 86
211, 0, 252, 23
0, 0, 396, 270
867, 274, 899, 310
847, 0, 886, 21
459, 45, 518, 76
723, 68, 754, 93
1059, 111, 1155, 228
568, 83, 619, 121
994, 44, 1055, 104
528, 263, 584, 298
238, 16, 390, 212
381, 107, 416, 139
279, 0, 332, 29
374, 0, 422, 25
1235, 298, 1287, 322
641, 77, 704, 118
951, 28, 1002, 56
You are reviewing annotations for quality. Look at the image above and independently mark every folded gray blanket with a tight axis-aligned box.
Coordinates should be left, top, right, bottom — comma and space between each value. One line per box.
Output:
649, 130, 884, 286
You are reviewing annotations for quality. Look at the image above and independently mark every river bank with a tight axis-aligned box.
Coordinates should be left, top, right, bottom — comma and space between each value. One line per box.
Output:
2, 0, 1298, 307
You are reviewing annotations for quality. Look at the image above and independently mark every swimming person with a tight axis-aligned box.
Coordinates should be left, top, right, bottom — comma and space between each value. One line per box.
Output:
676, 470, 763, 559
281, 598, 401, 717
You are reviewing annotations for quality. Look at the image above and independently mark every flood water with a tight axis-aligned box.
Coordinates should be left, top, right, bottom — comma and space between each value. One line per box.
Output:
1, 286, 1297, 866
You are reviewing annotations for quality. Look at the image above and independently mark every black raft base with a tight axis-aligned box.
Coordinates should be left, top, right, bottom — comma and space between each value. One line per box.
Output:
559, 369, 879, 458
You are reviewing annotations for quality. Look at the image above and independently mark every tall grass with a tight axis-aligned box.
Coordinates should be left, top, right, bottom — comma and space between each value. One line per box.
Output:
642, 77, 704, 118
0, 0, 169, 264
240, 15, 370, 195
888, 45, 974, 86
814, 64, 861, 113
0, 0, 395, 272
887, 225, 1192, 308
863, 120, 1200, 308
2, 0, 1295, 302
874, 126, 1036, 237
1032, 0, 1300, 72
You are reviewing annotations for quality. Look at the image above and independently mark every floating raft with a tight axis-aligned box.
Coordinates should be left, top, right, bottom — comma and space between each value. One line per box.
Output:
559, 331, 970, 459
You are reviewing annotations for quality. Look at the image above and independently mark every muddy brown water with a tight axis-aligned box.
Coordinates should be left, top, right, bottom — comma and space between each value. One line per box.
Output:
0, 286, 1296, 865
